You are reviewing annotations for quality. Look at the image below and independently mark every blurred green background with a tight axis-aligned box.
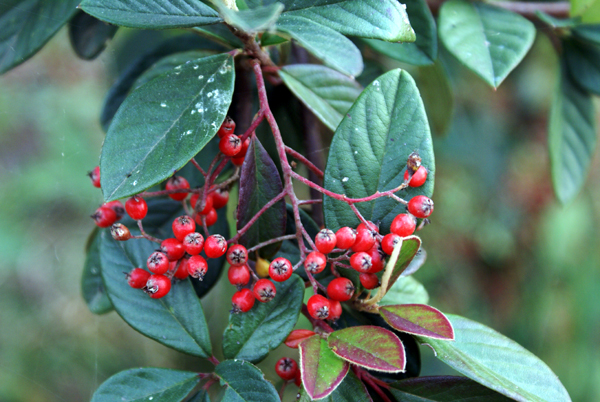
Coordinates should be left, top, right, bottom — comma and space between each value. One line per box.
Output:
1, 26, 599, 402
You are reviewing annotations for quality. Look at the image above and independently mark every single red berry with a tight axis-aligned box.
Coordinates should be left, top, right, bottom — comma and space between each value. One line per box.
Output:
226, 244, 248, 266
126, 268, 150, 288
315, 229, 337, 254
219, 133, 242, 157
211, 188, 229, 209
335, 227, 357, 250
232, 288, 255, 313
351, 227, 377, 252
104, 200, 125, 221
381, 233, 402, 255
204, 234, 227, 258
408, 195, 434, 219
253, 278, 276, 302
160, 238, 185, 261
231, 155, 245, 166
147, 251, 169, 274
327, 277, 355, 302
404, 165, 428, 187
357, 221, 379, 233
350, 252, 373, 273
366, 243, 385, 274
295, 370, 301, 387
304, 251, 327, 275
204, 208, 218, 227
328, 300, 342, 321
238, 137, 250, 157
191, 192, 214, 215
390, 213, 417, 237
187, 255, 208, 279
173, 259, 189, 280
110, 223, 131, 241
91, 206, 117, 228
360, 272, 380, 290
228, 264, 251, 287
217, 116, 236, 138
143, 274, 171, 298
183, 232, 204, 255
275, 357, 298, 381
166, 176, 190, 201
125, 196, 148, 220
307, 294, 330, 320
89, 166, 101, 188
172, 215, 195, 242
269, 257, 293, 282
285, 329, 316, 349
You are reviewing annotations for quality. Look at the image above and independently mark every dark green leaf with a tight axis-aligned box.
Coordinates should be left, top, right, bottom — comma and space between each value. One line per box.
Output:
534, 11, 578, 29
79, 0, 220, 29
100, 53, 235, 201
323, 69, 435, 233
297, 370, 370, 402
0, 0, 80, 74
69, 11, 118, 60
572, 24, 600, 45
380, 304, 454, 340
188, 389, 211, 402
222, 275, 304, 362
91, 368, 200, 402
418, 61, 454, 136
564, 38, 600, 95
417, 314, 571, 402
279, 64, 362, 131
299, 335, 350, 399
380, 276, 429, 306
214, 360, 279, 402
389, 376, 514, 401
438, 0, 535, 88
81, 229, 113, 315
217, 2, 283, 32
191, 24, 244, 49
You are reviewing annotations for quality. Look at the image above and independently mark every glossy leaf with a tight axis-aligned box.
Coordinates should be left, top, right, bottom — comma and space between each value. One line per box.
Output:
81, 229, 113, 315
380, 304, 454, 340
279, 64, 362, 131
192, 24, 244, 49
572, 24, 600, 45
217, 2, 283, 32
79, 0, 220, 29
300, 335, 350, 399
438, 0, 535, 88
222, 275, 304, 362
328, 325, 405, 372
276, 15, 363, 77
380, 276, 429, 306
418, 62, 453, 136
214, 360, 279, 402
418, 314, 571, 402
384, 236, 422, 293
91, 368, 200, 402
69, 11, 118, 60
323, 69, 434, 233
389, 376, 513, 401
100, 53, 235, 201
548, 64, 597, 204
564, 38, 600, 95
237, 137, 286, 258
297, 370, 371, 402
400, 247, 427, 277
0, 0, 80, 74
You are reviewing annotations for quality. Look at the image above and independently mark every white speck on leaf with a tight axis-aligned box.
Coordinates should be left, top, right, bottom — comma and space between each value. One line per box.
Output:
193, 65, 199, 69
160, 102, 167, 108
198, 75, 204, 80
132, 180, 138, 186
342, 177, 349, 182
208, 77, 215, 83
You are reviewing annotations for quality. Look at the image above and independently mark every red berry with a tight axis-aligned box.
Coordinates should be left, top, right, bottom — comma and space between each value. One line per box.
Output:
269, 257, 293, 282
315, 229, 336, 254
366, 243, 385, 274
204, 208, 218, 227
408, 195, 434, 219
191, 193, 213, 215
219, 133, 242, 157
204, 234, 227, 258
238, 137, 250, 157
360, 272, 379, 290
335, 227, 357, 250
211, 188, 229, 209
228, 264, 251, 286
110, 223, 131, 241
404, 165, 428, 187
147, 251, 169, 274
328, 300, 342, 321
275, 357, 298, 381
143, 274, 171, 298
381, 233, 402, 255
187, 255, 208, 279
232, 288, 255, 313
390, 213, 417, 237
183, 232, 204, 255
126, 268, 150, 288
173, 259, 189, 280
327, 277, 355, 302
91, 206, 117, 228
166, 176, 190, 201
231, 155, 245, 166
350, 252, 373, 273
172, 215, 195, 242
217, 116, 236, 138
284, 329, 316, 349
304, 251, 327, 275
307, 294, 330, 320
89, 166, 101, 188
253, 278, 276, 302
351, 227, 376, 252
160, 238, 185, 261
125, 196, 148, 220
295, 370, 302, 387
226, 244, 248, 266
357, 221, 379, 233
104, 200, 125, 221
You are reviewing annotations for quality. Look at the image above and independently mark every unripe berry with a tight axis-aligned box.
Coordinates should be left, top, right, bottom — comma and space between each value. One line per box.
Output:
253, 279, 276, 303
228, 264, 250, 287
147, 251, 169, 274
232, 288, 255, 313
335, 227, 356, 250
126, 268, 150, 288
104, 200, 125, 221
211, 188, 229, 209
125, 196, 148, 220
284, 329, 316, 348
183, 232, 204, 255
304, 251, 327, 275
143, 274, 171, 298
172, 215, 195, 242
217, 116, 236, 138
404, 165, 428, 187
315, 229, 336, 254
166, 176, 190, 201
255, 257, 270, 278
350, 252, 373, 273
390, 213, 417, 237
327, 277, 355, 302
351, 227, 376, 252
204, 208, 218, 227
269, 257, 293, 282
226, 244, 248, 266
173, 259, 189, 280
89, 166, 101, 188
187, 255, 208, 279
307, 294, 330, 320
407, 195, 434, 219
381, 233, 402, 255
219, 133, 242, 157
275, 357, 298, 381
328, 300, 342, 321
110, 223, 131, 241
160, 238, 185, 261
92, 206, 117, 228
204, 234, 227, 258
360, 272, 380, 290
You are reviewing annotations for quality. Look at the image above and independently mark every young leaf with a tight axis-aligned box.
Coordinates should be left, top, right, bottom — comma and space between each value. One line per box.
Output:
279, 64, 362, 131
379, 276, 430, 306
275, 15, 364, 77
79, 0, 220, 29
91, 368, 201, 402
323, 69, 434, 233
237, 137, 286, 258
217, 2, 284, 32
100, 53, 235, 201
380, 304, 455, 340
69, 11, 118, 60
383, 236, 422, 293
563, 38, 600, 95
297, 370, 371, 402
438, 0, 535, 88
389, 376, 514, 401
300, 335, 350, 399
222, 275, 304, 362
418, 62, 454, 136
328, 325, 406, 372
81, 229, 113, 315
417, 314, 572, 402
0, 0, 80, 74
214, 360, 279, 402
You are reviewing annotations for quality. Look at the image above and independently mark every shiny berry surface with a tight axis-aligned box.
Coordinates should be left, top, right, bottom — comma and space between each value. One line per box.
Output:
226, 244, 248, 266
125, 196, 148, 220
183, 232, 204, 255
327, 277, 355, 302
269, 257, 293, 282
143, 274, 171, 298
232, 288, 255, 313
126, 268, 150, 288
390, 213, 417, 237
187, 255, 208, 279
204, 235, 227, 258
335, 227, 357, 250
166, 176, 190, 201
160, 238, 185, 261
253, 279, 276, 302
307, 294, 330, 320
147, 251, 169, 274
172, 215, 195, 242
304, 251, 327, 275
227, 264, 250, 286
275, 357, 298, 381
408, 195, 434, 219
315, 229, 336, 254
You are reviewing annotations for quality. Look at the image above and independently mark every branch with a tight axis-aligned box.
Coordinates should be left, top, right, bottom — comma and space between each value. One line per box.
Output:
285, 146, 324, 179
229, 191, 287, 243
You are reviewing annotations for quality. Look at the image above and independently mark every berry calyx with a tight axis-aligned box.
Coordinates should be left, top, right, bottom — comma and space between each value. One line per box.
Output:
104, 200, 125, 221
232, 288, 255, 313
304, 251, 327, 275
327, 277, 355, 302
407, 195, 434, 219
284, 329, 316, 348
111, 223, 131, 241
219, 133, 242, 157
307, 294, 330, 320
211, 188, 229, 209
351, 227, 376, 252
204, 234, 227, 258
269, 257, 293, 282
166, 176, 190, 201
172, 215, 195, 242
226, 244, 248, 266
217, 116, 236, 138
89, 166, 101, 188
147, 251, 169, 274
91, 206, 117, 228
125, 196, 148, 220
381, 233, 402, 255
160, 238, 185, 261
253, 278, 276, 303
183, 232, 204, 255
335, 227, 357, 250
187, 255, 208, 279
275, 357, 298, 381
350, 252, 373, 273
228, 264, 251, 287
404, 165, 428, 187
126, 268, 150, 288
359, 272, 379, 290
390, 213, 417, 237
315, 229, 336, 254
143, 274, 171, 298
328, 300, 342, 321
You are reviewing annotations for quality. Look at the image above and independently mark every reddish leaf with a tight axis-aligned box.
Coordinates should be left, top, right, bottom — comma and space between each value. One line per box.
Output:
285, 329, 317, 348
299, 335, 349, 399
328, 325, 406, 372
380, 304, 454, 340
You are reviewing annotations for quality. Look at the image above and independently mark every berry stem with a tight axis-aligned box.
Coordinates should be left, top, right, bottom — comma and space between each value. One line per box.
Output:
240, 110, 265, 142
208, 355, 220, 366
190, 159, 208, 177
301, 304, 333, 333
136, 220, 162, 244
298, 199, 322, 205
246, 234, 297, 253
139, 187, 197, 198
285, 146, 324, 179
229, 190, 287, 244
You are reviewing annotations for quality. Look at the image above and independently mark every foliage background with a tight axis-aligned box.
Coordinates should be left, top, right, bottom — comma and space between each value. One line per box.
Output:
1, 27, 599, 402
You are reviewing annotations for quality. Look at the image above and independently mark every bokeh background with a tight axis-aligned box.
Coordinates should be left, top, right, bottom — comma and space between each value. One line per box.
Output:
1, 25, 599, 402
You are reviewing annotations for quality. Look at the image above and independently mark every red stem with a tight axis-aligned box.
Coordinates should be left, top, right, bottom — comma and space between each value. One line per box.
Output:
247, 234, 297, 253
298, 199, 322, 205
240, 110, 265, 142
285, 146, 324, 179
190, 159, 208, 177
208, 355, 220, 366
229, 191, 287, 243
136, 220, 162, 243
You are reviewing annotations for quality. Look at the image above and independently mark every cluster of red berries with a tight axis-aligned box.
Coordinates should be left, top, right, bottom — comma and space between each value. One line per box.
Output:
217, 116, 250, 166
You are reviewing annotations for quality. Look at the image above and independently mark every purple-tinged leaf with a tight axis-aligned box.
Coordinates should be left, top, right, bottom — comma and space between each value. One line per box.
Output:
389, 376, 513, 401
380, 304, 454, 340
384, 236, 422, 293
297, 370, 372, 402
299, 335, 349, 399
328, 325, 406, 372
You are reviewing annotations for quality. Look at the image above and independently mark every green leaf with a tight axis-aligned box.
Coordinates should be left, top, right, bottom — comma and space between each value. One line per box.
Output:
192, 24, 245, 49
100, 53, 235, 201
548, 63, 597, 204
417, 314, 571, 402
572, 24, 600, 44
69, 11, 118, 61
81, 229, 113, 315
222, 275, 303, 362
380, 304, 454, 340
188, 390, 211, 402
328, 325, 405, 372
418, 61, 454, 136
99, 230, 212, 357
389, 376, 514, 401
91, 368, 200, 402
323, 69, 434, 233
79, 0, 220, 29
0, 0, 80, 74
279, 64, 362, 131
276, 15, 363, 77
438, 0, 535, 88
297, 370, 370, 402
236, 137, 287, 258
534, 11, 578, 29
380, 276, 430, 306
384, 236, 421, 293
217, 2, 284, 32
214, 360, 279, 402
564, 38, 600, 95
300, 335, 350, 399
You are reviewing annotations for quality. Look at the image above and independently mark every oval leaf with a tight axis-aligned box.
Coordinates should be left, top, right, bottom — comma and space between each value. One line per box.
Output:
328, 325, 406, 372
384, 236, 421, 293
323, 69, 435, 233
69, 11, 118, 60
564, 38, 600, 96
91, 368, 200, 402
222, 275, 304, 362
81, 229, 113, 315
285, 329, 317, 348
389, 376, 514, 401
418, 62, 454, 136
214, 360, 279, 402
417, 314, 571, 402
300, 335, 349, 399
100, 53, 235, 201
380, 304, 454, 340
217, 2, 284, 32
380, 276, 429, 306
297, 370, 371, 402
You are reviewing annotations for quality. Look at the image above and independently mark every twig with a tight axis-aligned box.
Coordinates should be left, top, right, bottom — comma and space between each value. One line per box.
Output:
136, 220, 162, 243
285, 146, 324, 179
247, 234, 297, 253
229, 191, 287, 243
